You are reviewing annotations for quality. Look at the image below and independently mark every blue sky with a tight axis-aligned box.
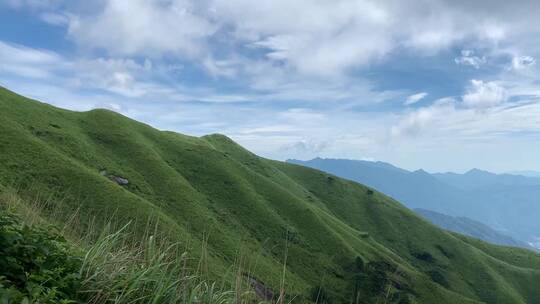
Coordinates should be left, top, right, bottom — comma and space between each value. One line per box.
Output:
2, 0, 540, 173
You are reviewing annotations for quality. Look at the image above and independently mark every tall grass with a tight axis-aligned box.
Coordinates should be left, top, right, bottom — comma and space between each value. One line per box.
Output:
0, 189, 269, 304
78, 223, 240, 304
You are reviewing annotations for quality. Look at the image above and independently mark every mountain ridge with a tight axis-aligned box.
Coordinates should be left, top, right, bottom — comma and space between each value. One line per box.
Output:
415, 208, 533, 249
288, 158, 540, 249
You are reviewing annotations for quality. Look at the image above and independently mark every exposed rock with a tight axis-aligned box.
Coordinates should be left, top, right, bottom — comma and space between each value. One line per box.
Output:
109, 175, 129, 186
99, 169, 129, 186
243, 273, 274, 301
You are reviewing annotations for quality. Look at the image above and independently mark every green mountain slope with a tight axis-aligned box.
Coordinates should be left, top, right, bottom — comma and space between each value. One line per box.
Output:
2, 87, 540, 303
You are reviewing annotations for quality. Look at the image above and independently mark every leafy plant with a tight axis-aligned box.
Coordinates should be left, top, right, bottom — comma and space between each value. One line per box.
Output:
0, 211, 82, 303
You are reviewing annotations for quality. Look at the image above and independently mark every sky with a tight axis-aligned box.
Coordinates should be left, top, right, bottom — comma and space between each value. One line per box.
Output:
1, 0, 540, 173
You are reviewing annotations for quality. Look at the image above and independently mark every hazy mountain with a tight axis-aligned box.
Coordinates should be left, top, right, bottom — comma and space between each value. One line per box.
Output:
415, 208, 533, 249
507, 171, 540, 178
433, 169, 540, 190
288, 158, 540, 249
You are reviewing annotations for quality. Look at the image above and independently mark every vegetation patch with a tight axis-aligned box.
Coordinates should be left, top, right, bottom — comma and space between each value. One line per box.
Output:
345, 257, 414, 304
0, 211, 82, 304
412, 251, 435, 263
428, 270, 450, 288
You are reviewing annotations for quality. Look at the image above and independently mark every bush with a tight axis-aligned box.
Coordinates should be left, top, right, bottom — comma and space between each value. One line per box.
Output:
428, 270, 449, 288
0, 211, 82, 303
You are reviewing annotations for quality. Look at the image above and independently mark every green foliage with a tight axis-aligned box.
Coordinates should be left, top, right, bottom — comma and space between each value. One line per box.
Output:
346, 259, 412, 304
76, 224, 244, 304
0, 205, 256, 304
0, 211, 81, 303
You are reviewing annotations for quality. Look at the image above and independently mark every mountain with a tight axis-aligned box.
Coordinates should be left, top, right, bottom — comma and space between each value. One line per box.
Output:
507, 171, 540, 178
288, 158, 540, 249
414, 209, 532, 249
3, 87, 540, 303
433, 169, 540, 190
287, 158, 468, 215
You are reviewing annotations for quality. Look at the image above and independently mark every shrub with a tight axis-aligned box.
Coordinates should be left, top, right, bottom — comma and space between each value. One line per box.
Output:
412, 251, 434, 263
0, 211, 82, 303
428, 270, 449, 288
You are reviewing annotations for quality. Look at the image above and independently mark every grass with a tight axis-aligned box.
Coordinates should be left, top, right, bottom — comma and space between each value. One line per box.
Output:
2, 86, 540, 303
1, 191, 263, 304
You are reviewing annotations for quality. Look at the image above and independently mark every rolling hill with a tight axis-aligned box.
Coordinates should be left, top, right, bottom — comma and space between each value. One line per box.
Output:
3, 87, 540, 303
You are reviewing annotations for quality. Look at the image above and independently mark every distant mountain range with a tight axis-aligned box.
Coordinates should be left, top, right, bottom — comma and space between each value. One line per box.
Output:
434, 168, 540, 190
288, 158, 540, 249
415, 208, 533, 249
507, 170, 540, 177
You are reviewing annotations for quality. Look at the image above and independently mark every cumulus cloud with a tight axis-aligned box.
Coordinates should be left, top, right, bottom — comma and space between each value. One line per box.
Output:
68, 0, 215, 57
404, 92, 428, 105
212, 0, 493, 76
242, 3, 394, 76
454, 50, 486, 69
284, 139, 331, 155
72, 57, 155, 97
511, 56, 536, 70
30, 0, 534, 79
392, 98, 456, 137
462, 80, 507, 109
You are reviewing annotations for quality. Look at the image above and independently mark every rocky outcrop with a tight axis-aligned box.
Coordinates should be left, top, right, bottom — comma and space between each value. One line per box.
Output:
99, 170, 129, 186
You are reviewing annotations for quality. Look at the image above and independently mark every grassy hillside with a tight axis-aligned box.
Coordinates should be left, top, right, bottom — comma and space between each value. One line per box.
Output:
2, 87, 540, 303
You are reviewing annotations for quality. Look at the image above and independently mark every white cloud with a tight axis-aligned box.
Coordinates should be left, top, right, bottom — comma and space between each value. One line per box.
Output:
454, 50, 486, 69
462, 80, 507, 109
0, 41, 64, 78
95, 102, 123, 112
389, 95, 540, 172
283, 139, 331, 155
212, 0, 445, 76
202, 57, 238, 78
511, 56, 536, 70
42, 0, 533, 79
392, 98, 456, 138
0, 40, 258, 104
72, 57, 154, 97
67, 0, 215, 57
404, 92, 428, 105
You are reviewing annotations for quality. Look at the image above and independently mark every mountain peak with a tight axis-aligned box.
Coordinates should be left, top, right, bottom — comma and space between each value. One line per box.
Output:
412, 168, 430, 175
465, 168, 494, 176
